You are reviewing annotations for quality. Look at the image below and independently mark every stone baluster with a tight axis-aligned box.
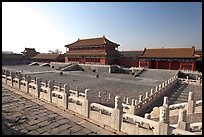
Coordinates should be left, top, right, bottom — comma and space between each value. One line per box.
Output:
145, 113, 150, 119
134, 100, 138, 105
25, 75, 31, 93
177, 109, 187, 130
126, 97, 129, 104
145, 92, 149, 98
84, 89, 90, 118
155, 86, 158, 92
159, 84, 161, 90
150, 89, 154, 96
157, 105, 169, 135
76, 86, 79, 97
163, 96, 169, 107
5, 70, 10, 84
111, 96, 122, 131
10, 72, 15, 87
98, 91, 101, 103
63, 84, 69, 109
197, 77, 201, 84
48, 80, 54, 103
45, 80, 48, 87
123, 97, 126, 103
165, 81, 167, 87
58, 83, 61, 92
167, 79, 170, 84
36, 78, 42, 98
139, 95, 143, 103
187, 92, 195, 114
186, 76, 189, 84
18, 73, 22, 89
130, 99, 135, 115
162, 82, 165, 88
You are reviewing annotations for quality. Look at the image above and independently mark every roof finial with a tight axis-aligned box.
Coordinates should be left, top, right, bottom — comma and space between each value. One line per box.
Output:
103, 35, 105, 38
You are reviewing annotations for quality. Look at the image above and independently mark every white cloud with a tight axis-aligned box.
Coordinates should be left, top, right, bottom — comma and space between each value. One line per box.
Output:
2, 2, 68, 53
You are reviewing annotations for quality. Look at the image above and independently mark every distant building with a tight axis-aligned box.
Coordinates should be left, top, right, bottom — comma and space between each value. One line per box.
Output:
116, 50, 143, 67
21, 48, 40, 58
64, 36, 120, 65
2, 53, 25, 65
31, 53, 65, 62
195, 49, 202, 72
139, 46, 199, 71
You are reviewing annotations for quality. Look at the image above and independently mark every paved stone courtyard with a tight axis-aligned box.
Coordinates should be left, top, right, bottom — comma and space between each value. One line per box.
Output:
2, 85, 127, 135
3, 65, 177, 104
2, 64, 202, 135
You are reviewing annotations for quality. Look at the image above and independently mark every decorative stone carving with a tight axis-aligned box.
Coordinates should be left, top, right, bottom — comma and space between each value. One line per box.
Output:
159, 106, 169, 124
139, 95, 143, 102
188, 92, 194, 101
114, 96, 122, 109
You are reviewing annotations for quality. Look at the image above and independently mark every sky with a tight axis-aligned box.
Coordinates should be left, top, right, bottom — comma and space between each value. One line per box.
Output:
2, 2, 202, 53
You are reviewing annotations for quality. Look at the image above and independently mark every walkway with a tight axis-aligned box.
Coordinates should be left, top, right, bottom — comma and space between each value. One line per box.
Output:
2, 84, 126, 135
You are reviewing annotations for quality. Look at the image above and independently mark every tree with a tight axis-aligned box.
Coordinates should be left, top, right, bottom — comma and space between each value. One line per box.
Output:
48, 49, 62, 54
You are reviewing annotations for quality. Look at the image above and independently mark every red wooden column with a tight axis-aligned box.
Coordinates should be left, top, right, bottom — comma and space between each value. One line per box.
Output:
192, 62, 195, 71
156, 61, 158, 69
179, 62, 182, 70
169, 61, 171, 70
147, 61, 149, 68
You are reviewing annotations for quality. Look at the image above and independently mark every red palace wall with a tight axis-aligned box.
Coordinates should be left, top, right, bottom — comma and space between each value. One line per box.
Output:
79, 58, 86, 64
180, 62, 195, 71
171, 61, 180, 70
65, 57, 68, 63
100, 58, 116, 65
116, 59, 139, 67
139, 61, 150, 68
196, 61, 202, 72
158, 61, 169, 69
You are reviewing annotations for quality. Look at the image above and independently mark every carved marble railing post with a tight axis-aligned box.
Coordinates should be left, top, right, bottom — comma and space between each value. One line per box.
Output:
163, 96, 169, 107
155, 86, 158, 92
167, 79, 170, 84
83, 89, 90, 118
177, 109, 187, 130
186, 76, 189, 84
25, 75, 31, 93
123, 97, 126, 103
18, 73, 22, 89
159, 84, 161, 91
197, 77, 201, 85
126, 97, 129, 104
58, 83, 61, 92
76, 86, 79, 97
134, 100, 138, 105
45, 80, 48, 87
157, 105, 169, 135
187, 92, 195, 114
145, 92, 149, 99
130, 99, 135, 115
5, 70, 10, 84
165, 81, 167, 87
10, 72, 15, 87
36, 78, 42, 98
98, 91, 101, 103
63, 84, 69, 109
48, 80, 54, 103
139, 95, 143, 103
111, 96, 122, 131
145, 113, 150, 119
150, 89, 154, 96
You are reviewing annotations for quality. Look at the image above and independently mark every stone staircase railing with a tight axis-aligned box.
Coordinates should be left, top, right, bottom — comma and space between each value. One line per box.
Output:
2, 68, 198, 135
